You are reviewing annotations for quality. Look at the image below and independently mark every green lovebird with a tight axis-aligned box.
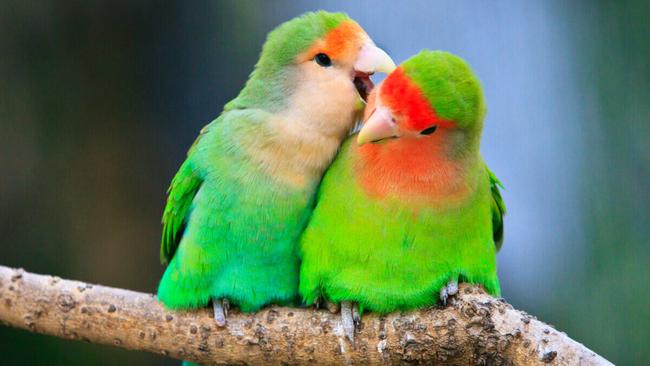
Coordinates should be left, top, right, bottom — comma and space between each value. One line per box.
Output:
299, 50, 505, 341
157, 11, 395, 325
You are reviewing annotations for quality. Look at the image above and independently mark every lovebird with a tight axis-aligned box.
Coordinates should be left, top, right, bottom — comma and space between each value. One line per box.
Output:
157, 11, 395, 325
299, 50, 505, 341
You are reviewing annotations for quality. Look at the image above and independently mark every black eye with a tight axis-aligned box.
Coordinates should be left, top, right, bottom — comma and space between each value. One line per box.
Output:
420, 125, 437, 135
314, 53, 332, 67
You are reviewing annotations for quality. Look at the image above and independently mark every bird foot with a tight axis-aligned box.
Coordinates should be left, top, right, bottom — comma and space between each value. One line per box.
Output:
313, 297, 339, 313
341, 301, 360, 343
325, 300, 340, 314
212, 298, 230, 327
439, 279, 459, 306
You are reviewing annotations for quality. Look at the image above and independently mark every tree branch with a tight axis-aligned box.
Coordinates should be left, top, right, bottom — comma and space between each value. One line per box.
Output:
0, 265, 611, 365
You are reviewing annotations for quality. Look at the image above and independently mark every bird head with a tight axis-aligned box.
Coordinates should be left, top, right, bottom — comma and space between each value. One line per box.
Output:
357, 50, 485, 158
227, 11, 395, 136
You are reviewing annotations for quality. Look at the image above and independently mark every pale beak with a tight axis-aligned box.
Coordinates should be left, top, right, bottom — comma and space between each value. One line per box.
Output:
354, 43, 396, 74
357, 106, 398, 145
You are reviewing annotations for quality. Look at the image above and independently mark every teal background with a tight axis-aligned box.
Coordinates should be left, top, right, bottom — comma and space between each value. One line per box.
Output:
1, 1, 648, 364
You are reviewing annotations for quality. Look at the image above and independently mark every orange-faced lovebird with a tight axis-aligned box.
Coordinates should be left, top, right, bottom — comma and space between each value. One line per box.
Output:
157, 11, 395, 326
299, 50, 505, 341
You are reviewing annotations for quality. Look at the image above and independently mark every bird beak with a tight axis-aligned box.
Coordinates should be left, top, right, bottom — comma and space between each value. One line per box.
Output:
354, 43, 396, 74
357, 106, 398, 145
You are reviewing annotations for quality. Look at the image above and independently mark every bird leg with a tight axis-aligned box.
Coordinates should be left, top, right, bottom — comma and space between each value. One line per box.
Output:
439, 278, 459, 306
341, 301, 360, 343
212, 297, 229, 327
223, 298, 230, 316
352, 302, 361, 325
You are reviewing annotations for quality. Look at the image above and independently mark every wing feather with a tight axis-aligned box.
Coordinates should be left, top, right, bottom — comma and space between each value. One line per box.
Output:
159, 127, 210, 264
487, 168, 506, 251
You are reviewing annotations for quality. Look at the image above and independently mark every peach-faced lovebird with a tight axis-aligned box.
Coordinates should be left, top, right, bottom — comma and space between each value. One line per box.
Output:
299, 50, 505, 341
157, 11, 395, 326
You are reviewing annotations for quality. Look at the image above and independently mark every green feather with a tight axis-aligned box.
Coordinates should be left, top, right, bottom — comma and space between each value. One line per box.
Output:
402, 50, 486, 130
488, 168, 506, 251
161, 126, 209, 264
225, 11, 349, 112
158, 111, 317, 311
299, 140, 502, 313
160, 158, 202, 264
299, 51, 505, 313
158, 11, 350, 312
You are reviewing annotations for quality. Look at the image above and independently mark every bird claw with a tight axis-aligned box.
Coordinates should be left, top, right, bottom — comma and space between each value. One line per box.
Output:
341, 301, 360, 344
326, 300, 340, 314
223, 298, 230, 316
352, 303, 361, 325
439, 279, 459, 306
213, 298, 229, 327
314, 296, 340, 313
447, 280, 458, 297
440, 286, 449, 306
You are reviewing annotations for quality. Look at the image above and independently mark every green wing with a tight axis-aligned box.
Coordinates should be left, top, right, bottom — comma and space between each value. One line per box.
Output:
160, 128, 209, 264
488, 168, 506, 251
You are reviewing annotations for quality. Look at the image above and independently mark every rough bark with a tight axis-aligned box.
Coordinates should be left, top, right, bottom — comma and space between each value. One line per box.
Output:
0, 265, 611, 365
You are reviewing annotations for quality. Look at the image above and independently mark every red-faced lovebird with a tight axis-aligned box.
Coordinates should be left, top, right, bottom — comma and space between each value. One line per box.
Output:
299, 50, 505, 341
157, 11, 395, 326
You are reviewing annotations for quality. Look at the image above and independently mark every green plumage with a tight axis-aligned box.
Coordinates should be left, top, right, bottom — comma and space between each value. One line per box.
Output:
299, 143, 502, 313
402, 50, 486, 129
489, 170, 506, 251
225, 11, 348, 112
158, 111, 313, 311
158, 11, 350, 312
299, 51, 505, 313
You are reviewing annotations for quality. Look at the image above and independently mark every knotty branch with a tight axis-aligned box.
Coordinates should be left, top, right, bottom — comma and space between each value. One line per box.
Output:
0, 265, 611, 365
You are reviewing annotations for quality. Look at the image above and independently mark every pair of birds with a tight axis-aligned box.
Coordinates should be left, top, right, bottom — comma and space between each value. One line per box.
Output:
157, 11, 505, 343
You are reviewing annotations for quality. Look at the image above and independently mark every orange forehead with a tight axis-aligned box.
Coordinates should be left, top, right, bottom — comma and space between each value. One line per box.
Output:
380, 67, 454, 131
300, 20, 365, 61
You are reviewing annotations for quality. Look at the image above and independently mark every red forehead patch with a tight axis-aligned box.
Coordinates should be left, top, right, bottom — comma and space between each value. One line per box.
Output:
380, 67, 454, 131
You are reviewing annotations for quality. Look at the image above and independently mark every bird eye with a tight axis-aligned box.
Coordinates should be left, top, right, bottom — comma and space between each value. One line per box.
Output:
314, 53, 332, 67
420, 125, 437, 135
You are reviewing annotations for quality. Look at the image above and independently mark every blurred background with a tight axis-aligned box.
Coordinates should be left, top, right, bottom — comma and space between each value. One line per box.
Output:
1, 1, 648, 364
